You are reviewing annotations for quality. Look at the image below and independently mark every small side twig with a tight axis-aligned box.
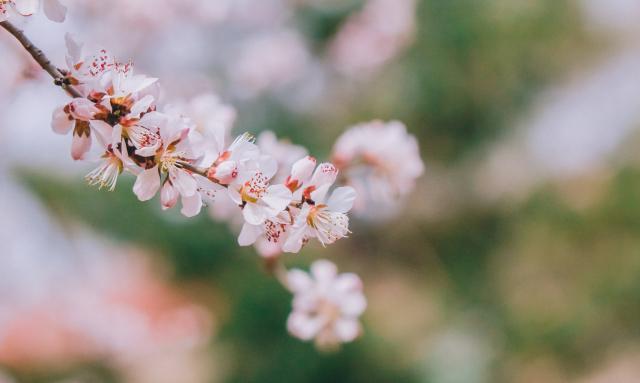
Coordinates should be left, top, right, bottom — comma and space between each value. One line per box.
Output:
0, 20, 83, 98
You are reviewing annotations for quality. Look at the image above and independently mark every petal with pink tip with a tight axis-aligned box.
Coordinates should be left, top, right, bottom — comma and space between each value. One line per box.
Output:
291, 156, 316, 182
71, 132, 91, 160
309, 162, 338, 187
160, 182, 179, 210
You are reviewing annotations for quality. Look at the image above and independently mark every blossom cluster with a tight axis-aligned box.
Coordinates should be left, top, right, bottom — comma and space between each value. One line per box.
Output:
3, 1, 423, 349
51, 34, 361, 259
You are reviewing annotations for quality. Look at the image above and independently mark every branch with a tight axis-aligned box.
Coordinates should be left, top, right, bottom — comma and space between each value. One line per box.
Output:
0, 20, 83, 98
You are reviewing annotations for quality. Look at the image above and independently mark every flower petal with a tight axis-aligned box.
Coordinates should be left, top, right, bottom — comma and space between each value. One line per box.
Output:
171, 169, 197, 197
333, 318, 361, 342
339, 293, 367, 317
262, 184, 292, 215
309, 162, 338, 187
52, 106, 74, 135
290, 156, 316, 183
130, 94, 155, 117
287, 269, 313, 293
242, 202, 267, 226
71, 132, 91, 160
180, 193, 203, 217
311, 260, 337, 283
238, 223, 263, 246
326, 187, 357, 213
89, 120, 114, 148
42, 0, 67, 22
282, 222, 307, 253
287, 313, 321, 341
133, 166, 161, 201
160, 182, 178, 210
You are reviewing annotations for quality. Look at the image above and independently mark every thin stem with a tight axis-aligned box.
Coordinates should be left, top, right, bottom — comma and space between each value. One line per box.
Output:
177, 162, 222, 184
0, 20, 83, 98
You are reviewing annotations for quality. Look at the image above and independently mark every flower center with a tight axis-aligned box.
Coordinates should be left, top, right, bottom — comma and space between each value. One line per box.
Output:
240, 172, 268, 203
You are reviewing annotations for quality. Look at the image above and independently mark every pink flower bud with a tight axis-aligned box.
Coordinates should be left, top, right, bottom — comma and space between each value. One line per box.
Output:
161, 182, 179, 210
211, 161, 238, 185
290, 156, 316, 183
71, 130, 91, 160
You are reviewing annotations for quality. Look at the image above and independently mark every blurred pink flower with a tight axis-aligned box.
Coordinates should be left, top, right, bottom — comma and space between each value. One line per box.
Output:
0, 249, 212, 369
329, 0, 416, 76
286, 260, 367, 349
332, 120, 423, 214
230, 30, 310, 97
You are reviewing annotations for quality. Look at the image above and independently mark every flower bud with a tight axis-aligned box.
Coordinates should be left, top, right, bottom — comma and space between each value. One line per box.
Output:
161, 182, 179, 210
210, 161, 238, 185
291, 156, 316, 182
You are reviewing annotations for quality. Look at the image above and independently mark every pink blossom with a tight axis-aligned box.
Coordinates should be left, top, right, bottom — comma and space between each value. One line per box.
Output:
131, 113, 219, 217
206, 133, 260, 185
332, 120, 424, 212
227, 159, 292, 226
286, 260, 367, 349
329, 0, 416, 76
283, 184, 356, 253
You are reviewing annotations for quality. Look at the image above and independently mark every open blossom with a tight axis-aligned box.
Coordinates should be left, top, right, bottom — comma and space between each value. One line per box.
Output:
132, 113, 219, 217
332, 120, 423, 212
0, 0, 66, 22
53, 37, 159, 162
281, 161, 354, 253
63, 34, 116, 94
228, 156, 292, 227
283, 184, 356, 253
206, 133, 260, 185
236, 158, 347, 255
85, 139, 128, 192
0, 8, 431, 350
287, 260, 367, 349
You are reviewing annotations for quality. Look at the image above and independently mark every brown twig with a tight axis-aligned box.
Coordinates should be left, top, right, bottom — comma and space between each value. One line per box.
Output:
0, 20, 83, 98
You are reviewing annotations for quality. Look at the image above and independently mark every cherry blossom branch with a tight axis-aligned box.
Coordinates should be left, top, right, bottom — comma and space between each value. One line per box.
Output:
0, 20, 82, 98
